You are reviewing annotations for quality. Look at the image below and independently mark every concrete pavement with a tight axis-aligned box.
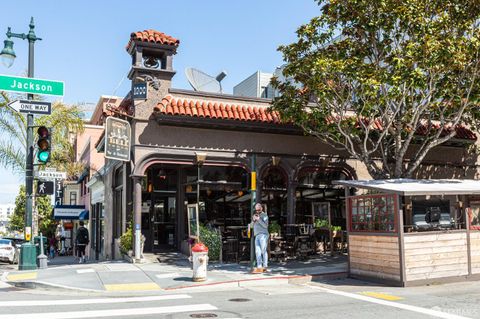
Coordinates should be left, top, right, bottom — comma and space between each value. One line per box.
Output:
0, 254, 348, 293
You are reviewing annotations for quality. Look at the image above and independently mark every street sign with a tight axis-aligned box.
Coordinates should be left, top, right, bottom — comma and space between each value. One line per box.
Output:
0, 74, 64, 96
133, 83, 147, 99
36, 170, 67, 180
8, 100, 51, 115
105, 117, 131, 161
37, 180, 54, 195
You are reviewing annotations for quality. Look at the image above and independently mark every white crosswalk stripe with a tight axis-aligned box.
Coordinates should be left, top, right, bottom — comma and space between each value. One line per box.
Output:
0, 294, 218, 319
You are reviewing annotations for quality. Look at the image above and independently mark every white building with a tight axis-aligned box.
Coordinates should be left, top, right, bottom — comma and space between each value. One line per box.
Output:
0, 204, 15, 234
233, 71, 274, 99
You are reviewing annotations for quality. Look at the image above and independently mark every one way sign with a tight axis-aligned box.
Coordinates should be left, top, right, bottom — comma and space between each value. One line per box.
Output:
8, 100, 52, 115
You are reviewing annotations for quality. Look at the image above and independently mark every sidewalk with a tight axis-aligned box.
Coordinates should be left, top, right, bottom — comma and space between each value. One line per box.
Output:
1, 253, 348, 293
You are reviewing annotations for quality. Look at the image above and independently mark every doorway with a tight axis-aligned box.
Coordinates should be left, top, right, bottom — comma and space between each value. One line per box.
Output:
150, 194, 176, 251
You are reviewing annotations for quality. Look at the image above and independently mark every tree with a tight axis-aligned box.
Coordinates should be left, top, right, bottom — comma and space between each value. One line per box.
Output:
272, 0, 480, 178
0, 92, 85, 176
8, 185, 53, 235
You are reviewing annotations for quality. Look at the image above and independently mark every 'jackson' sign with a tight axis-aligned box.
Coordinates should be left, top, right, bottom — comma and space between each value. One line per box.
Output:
105, 117, 131, 162
0, 74, 64, 96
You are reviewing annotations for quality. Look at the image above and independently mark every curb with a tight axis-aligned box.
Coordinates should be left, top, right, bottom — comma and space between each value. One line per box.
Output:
6, 281, 104, 293
164, 271, 348, 290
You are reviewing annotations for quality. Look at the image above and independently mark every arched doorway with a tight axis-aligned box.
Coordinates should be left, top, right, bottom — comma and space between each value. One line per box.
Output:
142, 164, 178, 252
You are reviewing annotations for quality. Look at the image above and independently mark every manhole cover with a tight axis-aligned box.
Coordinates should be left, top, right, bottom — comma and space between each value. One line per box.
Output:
190, 314, 218, 318
228, 298, 251, 302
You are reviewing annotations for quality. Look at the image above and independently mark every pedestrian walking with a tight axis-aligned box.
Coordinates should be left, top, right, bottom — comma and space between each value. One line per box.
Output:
75, 221, 89, 263
49, 236, 56, 259
251, 203, 269, 274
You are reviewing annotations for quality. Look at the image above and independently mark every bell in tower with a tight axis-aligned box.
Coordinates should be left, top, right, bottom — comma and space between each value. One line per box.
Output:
126, 29, 180, 90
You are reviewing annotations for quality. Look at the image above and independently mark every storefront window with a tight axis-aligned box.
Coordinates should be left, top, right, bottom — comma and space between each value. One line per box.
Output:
295, 167, 346, 226
349, 194, 397, 232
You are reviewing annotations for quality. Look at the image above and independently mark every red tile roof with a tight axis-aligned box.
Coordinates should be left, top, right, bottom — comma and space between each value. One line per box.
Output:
153, 95, 281, 124
153, 95, 476, 141
127, 30, 179, 51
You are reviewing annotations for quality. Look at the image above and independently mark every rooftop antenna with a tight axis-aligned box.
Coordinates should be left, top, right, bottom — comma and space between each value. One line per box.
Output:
185, 67, 227, 93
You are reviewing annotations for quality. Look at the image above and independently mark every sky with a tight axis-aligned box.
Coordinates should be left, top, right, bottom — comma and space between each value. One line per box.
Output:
0, 0, 320, 205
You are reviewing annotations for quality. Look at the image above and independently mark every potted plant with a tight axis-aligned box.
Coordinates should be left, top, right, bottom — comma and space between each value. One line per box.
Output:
314, 218, 329, 229
331, 225, 342, 237
269, 220, 281, 237
119, 227, 133, 259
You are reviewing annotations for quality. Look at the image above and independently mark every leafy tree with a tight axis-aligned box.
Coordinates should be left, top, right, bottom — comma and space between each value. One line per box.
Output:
8, 184, 53, 235
272, 0, 480, 178
0, 92, 85, 177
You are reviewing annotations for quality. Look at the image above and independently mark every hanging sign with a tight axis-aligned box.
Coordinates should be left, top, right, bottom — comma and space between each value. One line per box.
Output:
105, 117, 131, 161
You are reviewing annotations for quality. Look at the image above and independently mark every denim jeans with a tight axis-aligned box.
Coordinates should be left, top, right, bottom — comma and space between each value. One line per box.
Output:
255, 233, 268, 268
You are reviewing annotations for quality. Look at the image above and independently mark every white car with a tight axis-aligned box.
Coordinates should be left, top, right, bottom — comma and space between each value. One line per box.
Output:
0, 239, 18, 264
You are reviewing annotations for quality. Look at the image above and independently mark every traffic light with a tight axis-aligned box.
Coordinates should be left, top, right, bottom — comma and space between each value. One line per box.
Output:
36, 126, 51, 164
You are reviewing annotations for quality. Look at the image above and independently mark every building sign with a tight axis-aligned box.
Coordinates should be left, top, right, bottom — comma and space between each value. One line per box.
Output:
37, 180, 54, 196
53, 205, 88, 220
132, 83, 147, 99
0, 74, 64, 96
105, 117, 131, 161
55, 179, 63, 206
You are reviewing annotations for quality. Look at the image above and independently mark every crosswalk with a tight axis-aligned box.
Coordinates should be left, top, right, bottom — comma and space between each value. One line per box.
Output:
0, 294, 222, 319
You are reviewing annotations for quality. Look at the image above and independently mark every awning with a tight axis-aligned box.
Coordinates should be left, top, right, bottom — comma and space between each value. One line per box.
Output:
53, 205, 89, 220
333, 179, 480, 196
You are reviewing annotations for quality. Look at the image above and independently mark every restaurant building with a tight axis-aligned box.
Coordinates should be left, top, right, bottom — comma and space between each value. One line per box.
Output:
98, 29, 479, 262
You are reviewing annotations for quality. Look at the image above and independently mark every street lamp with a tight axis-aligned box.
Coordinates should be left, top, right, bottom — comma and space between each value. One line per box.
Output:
1, 17, 42, 270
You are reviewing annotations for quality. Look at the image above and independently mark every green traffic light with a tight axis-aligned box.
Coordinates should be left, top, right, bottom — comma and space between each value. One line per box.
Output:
37, 150, 49, 163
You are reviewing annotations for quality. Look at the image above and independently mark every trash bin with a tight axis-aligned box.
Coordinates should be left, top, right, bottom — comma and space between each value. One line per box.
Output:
34, 236, 48, 258
192, 243, 209, 282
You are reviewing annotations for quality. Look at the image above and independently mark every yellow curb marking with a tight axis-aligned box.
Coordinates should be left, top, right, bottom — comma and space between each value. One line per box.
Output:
6, 272, 37, 281
104, 282, 161, 291
360, 292, 404, 301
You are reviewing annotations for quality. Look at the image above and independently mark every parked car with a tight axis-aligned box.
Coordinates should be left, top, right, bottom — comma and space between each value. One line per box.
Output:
0, 239, 18, 264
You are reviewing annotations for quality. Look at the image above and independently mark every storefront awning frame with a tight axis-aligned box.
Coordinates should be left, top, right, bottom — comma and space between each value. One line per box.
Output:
333, 179, 480, 196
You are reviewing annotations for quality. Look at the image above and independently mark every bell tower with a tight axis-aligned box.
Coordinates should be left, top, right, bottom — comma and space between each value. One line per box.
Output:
126, 30, 179, 118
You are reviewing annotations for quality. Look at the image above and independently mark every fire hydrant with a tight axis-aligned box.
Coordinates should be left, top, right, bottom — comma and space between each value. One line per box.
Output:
192, 243, 209, 282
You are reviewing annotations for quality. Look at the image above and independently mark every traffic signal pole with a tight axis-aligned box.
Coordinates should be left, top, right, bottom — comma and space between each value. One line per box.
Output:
18, 19, 41, 270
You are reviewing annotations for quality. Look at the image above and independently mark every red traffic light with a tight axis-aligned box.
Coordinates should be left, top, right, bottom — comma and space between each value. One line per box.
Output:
37, 126, 49, 138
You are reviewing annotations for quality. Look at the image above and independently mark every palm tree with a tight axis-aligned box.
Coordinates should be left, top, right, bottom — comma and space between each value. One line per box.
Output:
0, 92, 85, 177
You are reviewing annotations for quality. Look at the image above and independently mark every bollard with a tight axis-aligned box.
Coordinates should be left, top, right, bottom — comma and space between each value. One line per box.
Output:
192, 243, 209, 282
37, 233, 48, 269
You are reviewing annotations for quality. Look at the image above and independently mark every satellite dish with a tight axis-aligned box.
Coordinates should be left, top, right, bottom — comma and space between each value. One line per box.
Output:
185, 68, 227, 93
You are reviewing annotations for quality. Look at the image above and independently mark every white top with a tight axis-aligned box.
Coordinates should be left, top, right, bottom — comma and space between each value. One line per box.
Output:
333, 179, 480, 196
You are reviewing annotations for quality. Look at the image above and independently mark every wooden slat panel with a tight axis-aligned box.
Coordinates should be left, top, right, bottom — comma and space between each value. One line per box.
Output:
404, 232, 466, 243
404, 239, 467, 250
350, 246, 399, 256
405, 245, 467, 256
350, 268, 401, 281
350, 256, 400, 269
349, 251, 400, 262
350, 262, 400, 275
349, 241, 399, 249
404, 251, 467, 262
349, 235, 398, 243
407, 269, 468, 281
405, 257, 467, 269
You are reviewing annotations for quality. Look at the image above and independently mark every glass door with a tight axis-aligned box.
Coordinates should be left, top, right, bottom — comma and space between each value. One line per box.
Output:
151, 195, 176, 251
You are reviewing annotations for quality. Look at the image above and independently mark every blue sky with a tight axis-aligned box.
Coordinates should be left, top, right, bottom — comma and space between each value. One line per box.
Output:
0, 0, 320, 204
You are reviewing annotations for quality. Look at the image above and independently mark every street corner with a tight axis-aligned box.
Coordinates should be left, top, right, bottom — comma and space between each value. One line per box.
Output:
4, 271, 37, 282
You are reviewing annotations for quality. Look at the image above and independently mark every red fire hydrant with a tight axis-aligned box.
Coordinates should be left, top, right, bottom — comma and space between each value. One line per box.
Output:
192, 243, 209, 282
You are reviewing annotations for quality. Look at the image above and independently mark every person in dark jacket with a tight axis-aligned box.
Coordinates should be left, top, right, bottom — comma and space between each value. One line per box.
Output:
75, 221, 89, 263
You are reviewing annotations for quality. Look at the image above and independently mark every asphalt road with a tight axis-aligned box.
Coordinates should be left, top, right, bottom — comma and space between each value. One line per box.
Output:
1, 277, 480, 319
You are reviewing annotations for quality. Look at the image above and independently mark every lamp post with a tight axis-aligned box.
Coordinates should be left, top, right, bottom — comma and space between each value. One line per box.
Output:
195, 153, 207, 241
1, 17, 42, 270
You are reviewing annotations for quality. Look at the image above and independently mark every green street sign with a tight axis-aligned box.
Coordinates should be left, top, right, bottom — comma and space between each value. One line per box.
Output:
0, 74, 64, 96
